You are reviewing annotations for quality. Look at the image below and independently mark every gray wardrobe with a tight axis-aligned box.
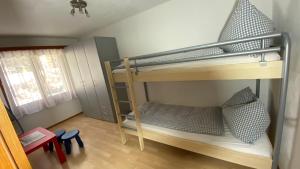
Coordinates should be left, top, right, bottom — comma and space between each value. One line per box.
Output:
64, 37, 129, 122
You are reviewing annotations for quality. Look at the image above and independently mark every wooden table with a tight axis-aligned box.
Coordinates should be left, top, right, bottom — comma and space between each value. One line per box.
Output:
20, 127, 66, 164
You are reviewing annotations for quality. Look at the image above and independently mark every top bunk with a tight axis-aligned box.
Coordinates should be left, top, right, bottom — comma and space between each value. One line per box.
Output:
107, 33, 290, 82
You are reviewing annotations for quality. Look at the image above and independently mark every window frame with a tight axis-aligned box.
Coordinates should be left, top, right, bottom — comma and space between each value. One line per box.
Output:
0, 46, 73, 114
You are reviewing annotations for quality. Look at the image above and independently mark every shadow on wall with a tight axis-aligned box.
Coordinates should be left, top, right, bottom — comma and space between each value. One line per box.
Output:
273, 0, 300, 69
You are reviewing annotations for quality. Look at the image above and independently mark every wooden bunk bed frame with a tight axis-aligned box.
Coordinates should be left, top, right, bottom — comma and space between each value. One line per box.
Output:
104, 32, 291, 169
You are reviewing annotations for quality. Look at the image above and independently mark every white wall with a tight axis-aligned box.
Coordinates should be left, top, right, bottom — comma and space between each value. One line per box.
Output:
88, 0, 273, 107
89, 0, 272, 57
272, 0, 300, 169
18, 99, 82, 131
0, 36, 82, 131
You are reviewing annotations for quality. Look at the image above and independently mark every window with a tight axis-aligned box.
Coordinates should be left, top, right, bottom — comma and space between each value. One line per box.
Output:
39, 54, 68, 96
0, 49, 75, 117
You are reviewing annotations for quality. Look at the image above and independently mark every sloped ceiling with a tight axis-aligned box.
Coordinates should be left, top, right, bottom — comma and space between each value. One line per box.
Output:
0, 0, 168, 37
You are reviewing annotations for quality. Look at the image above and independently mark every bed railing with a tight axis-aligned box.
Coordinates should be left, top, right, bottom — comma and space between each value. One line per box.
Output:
112, 32, 284, 69
130, 33, 282, 59
272, 32, 291, 169
107, 32, 291, 169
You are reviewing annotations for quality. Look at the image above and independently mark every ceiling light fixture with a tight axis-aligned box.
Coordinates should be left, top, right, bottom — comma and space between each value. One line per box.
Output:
70, 0, 90, 17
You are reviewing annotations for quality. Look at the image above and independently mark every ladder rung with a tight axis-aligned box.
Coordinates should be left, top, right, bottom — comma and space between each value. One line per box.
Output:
121, 125, 137, 131
114, 84, 127, 89
114, 86, 127, 89
121, 114, 130, 118
121, 114, 135, 121
119, 100, 131, 104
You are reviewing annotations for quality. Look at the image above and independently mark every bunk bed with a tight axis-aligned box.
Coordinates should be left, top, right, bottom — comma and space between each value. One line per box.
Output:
104, 32, 290, 169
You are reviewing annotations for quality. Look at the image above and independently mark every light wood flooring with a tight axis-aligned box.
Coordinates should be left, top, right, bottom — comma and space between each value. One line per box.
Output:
28, 114, 250, 169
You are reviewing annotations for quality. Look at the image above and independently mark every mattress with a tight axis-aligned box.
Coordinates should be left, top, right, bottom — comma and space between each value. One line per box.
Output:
113, 52, 281, 73
128, 102, 224, 136
123, 118, 273, 158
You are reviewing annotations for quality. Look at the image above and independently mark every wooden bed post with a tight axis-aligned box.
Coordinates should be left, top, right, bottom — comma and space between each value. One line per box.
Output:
0, 101, 32, 169
104, 61, 127, 144
124, 58, 145, 151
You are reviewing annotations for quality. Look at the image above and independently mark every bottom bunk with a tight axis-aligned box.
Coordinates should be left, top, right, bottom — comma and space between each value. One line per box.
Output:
123, 118, 272, 158
121, 90, 274, 169
123, 118, 272, 169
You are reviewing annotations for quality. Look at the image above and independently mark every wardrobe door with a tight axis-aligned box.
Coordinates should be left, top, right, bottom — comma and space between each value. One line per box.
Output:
95, 37, 129, 118
73, 43, 101, 119
64, 46, 89, 114
82, 39, 114, 122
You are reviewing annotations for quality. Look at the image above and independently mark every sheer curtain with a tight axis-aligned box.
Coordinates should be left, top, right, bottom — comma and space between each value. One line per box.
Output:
0, 49, 76, 118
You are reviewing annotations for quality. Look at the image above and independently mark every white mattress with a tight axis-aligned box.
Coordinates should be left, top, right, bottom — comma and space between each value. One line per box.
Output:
123, 119, 273, 158
113, 52, 281, 73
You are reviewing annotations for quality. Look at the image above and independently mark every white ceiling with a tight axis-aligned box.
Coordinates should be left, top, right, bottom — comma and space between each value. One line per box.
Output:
0, 0, 168, 37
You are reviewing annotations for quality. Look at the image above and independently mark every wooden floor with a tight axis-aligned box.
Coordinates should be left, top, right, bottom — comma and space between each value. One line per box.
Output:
28, 114, 250, 169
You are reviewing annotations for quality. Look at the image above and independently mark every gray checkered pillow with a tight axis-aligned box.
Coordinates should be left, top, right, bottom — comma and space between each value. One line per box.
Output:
223, 87, 257, 108
222, 100, 270, 143
219, 0, 275, 52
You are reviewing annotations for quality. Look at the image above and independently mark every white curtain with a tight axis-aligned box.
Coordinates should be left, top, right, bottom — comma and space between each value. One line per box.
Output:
0, 49, 76, 118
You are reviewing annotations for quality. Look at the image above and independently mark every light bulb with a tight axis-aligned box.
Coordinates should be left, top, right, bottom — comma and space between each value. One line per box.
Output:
85, 8, 90, 17
70, 8, 75, 16
79, 6, 83, 14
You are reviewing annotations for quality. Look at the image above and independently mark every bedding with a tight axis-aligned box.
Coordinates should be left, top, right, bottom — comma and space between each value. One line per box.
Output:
127, 102, 224, 136
117, 47, 224, 68
123, 118, 273, 157
219, 0, 275, 52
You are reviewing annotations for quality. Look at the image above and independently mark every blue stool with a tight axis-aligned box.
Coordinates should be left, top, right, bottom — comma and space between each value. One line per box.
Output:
49, 129, 66, 152
61, 129, 84, 154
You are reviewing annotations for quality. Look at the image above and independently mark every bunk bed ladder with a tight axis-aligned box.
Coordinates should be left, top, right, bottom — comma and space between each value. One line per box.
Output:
124, 58, 144, 151
105, 60, 145, 151
104, 62, 127, 144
